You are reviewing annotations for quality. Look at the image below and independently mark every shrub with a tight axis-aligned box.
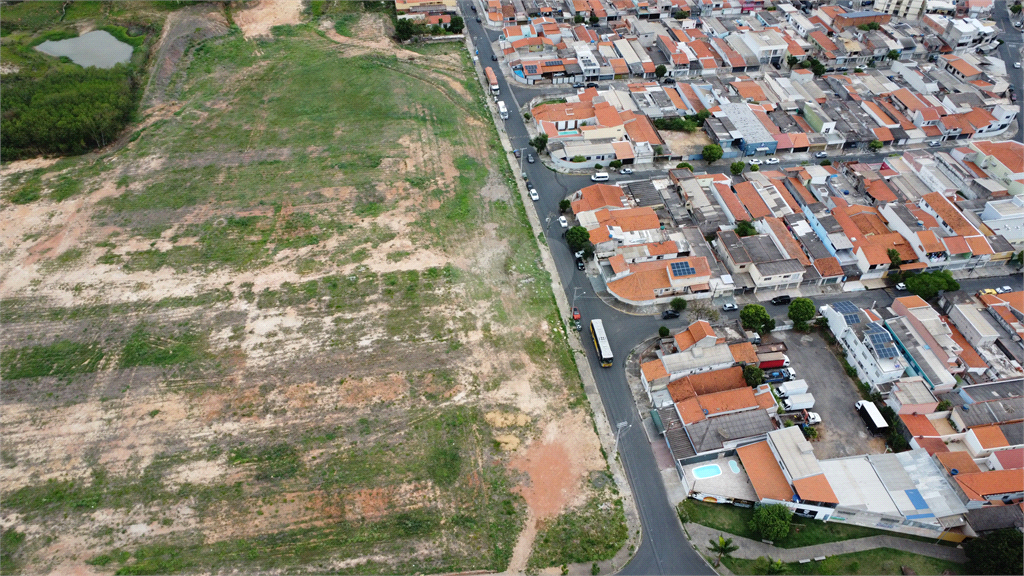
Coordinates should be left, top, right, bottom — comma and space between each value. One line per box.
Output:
749, 504, 792, 542
659, 326, 670, 338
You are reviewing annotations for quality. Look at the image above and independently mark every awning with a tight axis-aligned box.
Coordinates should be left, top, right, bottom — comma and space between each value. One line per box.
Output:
690, 283, 711, 292
900, 262, 928, 271
650, 409, 665, 435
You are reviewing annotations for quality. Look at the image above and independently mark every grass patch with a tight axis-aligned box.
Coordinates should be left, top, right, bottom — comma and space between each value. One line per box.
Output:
119, 327, 207, 369
1, 340, 105, 380
721, 547, 965, 575
227, 443, 303, 481
49, 175, 84, 201
680, 500, 939, 548
528, 496, 627, 569
334, 14, 359, 37
7, 180, 42, 204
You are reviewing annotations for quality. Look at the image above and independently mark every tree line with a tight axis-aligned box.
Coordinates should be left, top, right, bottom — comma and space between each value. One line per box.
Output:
0, 63, 141, 159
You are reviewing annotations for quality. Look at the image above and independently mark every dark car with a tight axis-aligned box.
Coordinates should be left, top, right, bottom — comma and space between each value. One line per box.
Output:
661, 309, 680, 320
662, 77, 676, 84
576, 257, 585, 270
471, 4, 477, 10
491, 54, 497, 61
476, 16, 482, 23
586, 82, 599, 88
771, 295, 792, 305
573, 82, 585, 88
514, 149, 522, 158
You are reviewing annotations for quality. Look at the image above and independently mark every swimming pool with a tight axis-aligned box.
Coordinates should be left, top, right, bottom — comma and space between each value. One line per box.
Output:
693, 464, 722, 479
729, 460, 741, 474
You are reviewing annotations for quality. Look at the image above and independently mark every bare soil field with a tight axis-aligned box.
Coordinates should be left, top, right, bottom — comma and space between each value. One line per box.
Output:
0, 3, 624, 575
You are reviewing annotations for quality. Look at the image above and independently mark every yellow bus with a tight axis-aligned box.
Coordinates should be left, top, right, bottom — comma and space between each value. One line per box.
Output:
590, 319, 613, 367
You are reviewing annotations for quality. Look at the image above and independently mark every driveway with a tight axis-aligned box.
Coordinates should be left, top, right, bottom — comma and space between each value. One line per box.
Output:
771, 330, 886, 459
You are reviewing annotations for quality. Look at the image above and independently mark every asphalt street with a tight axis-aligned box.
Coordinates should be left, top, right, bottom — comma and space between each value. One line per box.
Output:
461, 4, 1022, 573
994, 0, 1024, 141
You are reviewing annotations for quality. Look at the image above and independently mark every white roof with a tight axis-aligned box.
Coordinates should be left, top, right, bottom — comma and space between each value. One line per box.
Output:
769, 426, 823, 481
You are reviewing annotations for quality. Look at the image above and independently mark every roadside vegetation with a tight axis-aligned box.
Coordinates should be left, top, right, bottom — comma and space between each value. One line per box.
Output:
721, 547, 965, 575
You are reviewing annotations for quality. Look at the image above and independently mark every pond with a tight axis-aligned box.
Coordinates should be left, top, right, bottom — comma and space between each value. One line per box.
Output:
35, 30, 133, 69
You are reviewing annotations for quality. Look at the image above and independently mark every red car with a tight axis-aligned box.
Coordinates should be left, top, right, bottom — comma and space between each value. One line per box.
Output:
572, 307, 581, 320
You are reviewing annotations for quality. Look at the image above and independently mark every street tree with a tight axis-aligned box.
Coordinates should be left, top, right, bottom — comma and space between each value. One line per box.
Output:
749, 504, 793, 542
687, 301, 720, 323
702, 144, 723, 163
905, 270, 959, 301
743, 365, 764, 388
589, 15, 599, 25
751, 164, 759, 172
448, 15, 464, 34
670, 297, 687, 312
886, 49, 900, 60
730, 161, 745, 175
559, 199, 571, 212
869, 139, 884, 151
676, 162, 694, 170
964, 528, 1024, 575
786, 55, 799, 68
565, 226, 590, 251
787, 298, 815, 331
529, 133, 549, 153
655, 64, 667, 78
741, 304, 776, 335
659, 326, 670, 338
1012, 4, 1022, 14
707, 535, 739, 567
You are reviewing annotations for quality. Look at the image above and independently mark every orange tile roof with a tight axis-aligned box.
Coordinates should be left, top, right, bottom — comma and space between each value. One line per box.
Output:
611, 140, 635, 160
943, 235, 971, 255
865, 179, 897, 203
787, 177, 815, 205
667, 367, 747, 402
769, 179, 802, 212
895, 295, 930, 308
766, 217, 810, 265
994, 292, 1024, 314
732, 81, 767, 101
917, 230, 945, 254
923, 192, 978, 236
729, 342, 759, 365
677, 397, 705, 423
814, 256, 844, 278
675, 320, 715, 351
973, 141, 1024, 174
956, 469, 1024, 500
594, 206, 661, 233
734, 182, 773, 219
621, 111, 664, 145
965, 235, 993, 256
907, 207, 939, 229
571, 184, 626, 214
793, 474, 838, 504
645, 241, 681, 256
935, 451, 982, 475
641, 358, 669, 382
737, 441, 795, 502
606, 257, 711, 304
717, 182, 751, 222
971, 424, 1010, 449
941, 54, 982, 78
892, 88, 927, 112
532, 101, 596, 123
916, 437, 950, 455
901, 414, 940, 437
947, 322, 988, 370
608, 254, 628, 274
864, 233, 916, 262
872, 126, 894, 142
755, 387, 777, 410
810, 30, 838, 53
697, 387, 759, 417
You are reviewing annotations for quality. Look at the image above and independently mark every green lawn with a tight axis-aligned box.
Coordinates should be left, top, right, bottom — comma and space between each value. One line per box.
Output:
680, 500, 939, 549
721, 547, 965, 575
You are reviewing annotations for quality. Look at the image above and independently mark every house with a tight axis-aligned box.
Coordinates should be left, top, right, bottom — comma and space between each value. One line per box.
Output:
969, 140, 1024, 196
763, 427, 838, 520
639, 321, 752, 391
886, 376, 939, 414
980, 197, 1024, 243
820, 302, 908, 389
891, 295, 963, 376
605, 256, 712, 306
715, 230, 805, 292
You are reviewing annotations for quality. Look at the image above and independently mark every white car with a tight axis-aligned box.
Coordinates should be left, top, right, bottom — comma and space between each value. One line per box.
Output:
895, 282, 907, 291
619, 168, 633, 175
748, 158, 763, 165
529, 188, 539, 201
996, 285, 1013, 294
815, 151, 829, 158
1015, 62, 1022, 69
722, 303, 739, 311
765, 157, 780, 165
558, 216, 568, 228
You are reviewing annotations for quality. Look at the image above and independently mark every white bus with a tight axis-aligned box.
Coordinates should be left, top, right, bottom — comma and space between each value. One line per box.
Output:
498, 100, 508, 119
590, 319, 614, 368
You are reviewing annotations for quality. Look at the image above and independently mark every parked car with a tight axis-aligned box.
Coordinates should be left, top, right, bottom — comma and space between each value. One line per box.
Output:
477, 16, 482, 23
619, 167, 633, 175
529, 188, 539, 201
997, 285, 1013, 294
928, 141, 941, 147
576, 256, 585, 270
514, 149, 522, 158
749, 158, 763, 165
771, 294, 792, 305
895, 282, 907, 291
662, 77, 676, 84
490, 53, 497, 61
765, 157, 780, 165
471, 4, 477, 10
722, 303, 739, 311
661, 309, 680, 320
558, 216, 568, 228
572, 82, 585, 89
1016, 62, 1022, 69
814, 151, 829, 158
1012, 93, 1018, 102
527, 154, 535, 163
572, 307, 581, 320
586, 82, 598, 88
980, 288, 998, 296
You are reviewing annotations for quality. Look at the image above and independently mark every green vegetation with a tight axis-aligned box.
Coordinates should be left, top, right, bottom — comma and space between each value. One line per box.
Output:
679, 500, 941, 549
1, 529, 26, 574
731, 161, 746, 176
741, 304, 776, 336
528, 497, 627, 569
334, 13, 360, 36
905, 271, 960, 301
227, 443, 303, 481
735, 220, 757, 237
119, 327, 207, 368
964, 528, 1022, 574
702, 144, 723, 163
743, 365, 764, 388
708, 534, 739, 567
787, 298, 815, 331
1, 340, 105, 380
722, 547, 964, 575
749, 504, 793, 542
670, 297, 687, 312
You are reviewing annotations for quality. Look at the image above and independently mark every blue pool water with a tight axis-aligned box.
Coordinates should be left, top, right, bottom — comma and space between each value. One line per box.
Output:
693, 464, 722, 479
729, 460, 741, 474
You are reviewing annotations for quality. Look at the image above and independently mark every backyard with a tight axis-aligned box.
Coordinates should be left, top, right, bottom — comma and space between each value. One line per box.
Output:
0, 2, 623, 574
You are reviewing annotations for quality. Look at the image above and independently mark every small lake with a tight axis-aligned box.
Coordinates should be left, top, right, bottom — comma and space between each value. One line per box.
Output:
35, 30, 133, 69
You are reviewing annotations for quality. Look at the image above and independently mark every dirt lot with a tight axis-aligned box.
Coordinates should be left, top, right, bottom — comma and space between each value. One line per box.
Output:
0, 4, 622, 574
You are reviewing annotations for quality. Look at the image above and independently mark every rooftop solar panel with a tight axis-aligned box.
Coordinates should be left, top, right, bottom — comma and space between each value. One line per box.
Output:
844, 314, 861, 325
878, 345, 901, 359
670, 261, 696, 277
834, 301, 858, 314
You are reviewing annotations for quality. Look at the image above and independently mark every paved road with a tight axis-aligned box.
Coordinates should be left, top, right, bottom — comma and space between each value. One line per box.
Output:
994, 0, 1024, 142
462, 5, 1021, 572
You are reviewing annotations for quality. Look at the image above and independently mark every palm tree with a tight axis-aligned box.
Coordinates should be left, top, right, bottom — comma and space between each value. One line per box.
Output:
707, 534, 739, 567
754, 555, 789, 575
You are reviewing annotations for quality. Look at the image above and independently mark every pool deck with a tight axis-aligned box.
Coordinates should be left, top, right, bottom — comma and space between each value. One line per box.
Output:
682, 455, 758, 502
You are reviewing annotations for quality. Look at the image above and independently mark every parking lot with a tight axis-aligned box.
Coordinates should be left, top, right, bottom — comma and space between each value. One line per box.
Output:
771, 330, 887, 459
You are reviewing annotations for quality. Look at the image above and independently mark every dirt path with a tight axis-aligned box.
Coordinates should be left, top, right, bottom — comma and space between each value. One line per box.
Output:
234, 0, 303, 39
507, 509, 538, 573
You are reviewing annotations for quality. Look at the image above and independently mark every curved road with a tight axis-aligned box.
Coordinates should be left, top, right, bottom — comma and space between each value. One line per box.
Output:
460, 4, 1021, 572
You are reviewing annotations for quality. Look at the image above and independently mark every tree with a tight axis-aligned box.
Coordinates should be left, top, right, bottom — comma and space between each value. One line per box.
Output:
659, 326, 670, 338
575, 15, 585, 24
559, 199, 571, 212
787, 298, 815, 331
565, 226, 591, 251
448, 15, 464, 34
887, 248, 902, 269
936, 399, 952, 411
858, 22, 881, 31
589, 15, 599, 25
786, 55, 799, 68
753, 556, 789, 575
1012, 4, 1022, 13
749, 504, 793, 542
886, 49, 900, 61
735, 220, 757, 237
741, 304, 776, 335
523, 112, 531, 120
731, 161, 746, 176
702, 144, 723, 163
674, 10, 690, 19
744, 365, 765, 388
395, 18, 417, 41
751, 164, 759, 172
529, 133, 549, 153
655, 64, 667, 78
676, 162, 694, 170
869, 139, 884, 152
687, 301, 720, 323
707, 534, 739, 567
810, 61, 827, 76
653, 145, 663, 156
670, 297, 687, 312
904, 270, 959, 301
819, 159, 832, 166
697, 109, 711, 122
609, 159, 623, 169
965, 528, 1024, 575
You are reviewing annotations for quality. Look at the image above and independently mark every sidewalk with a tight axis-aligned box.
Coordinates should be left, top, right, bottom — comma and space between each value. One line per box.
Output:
685, 522, 967, 565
